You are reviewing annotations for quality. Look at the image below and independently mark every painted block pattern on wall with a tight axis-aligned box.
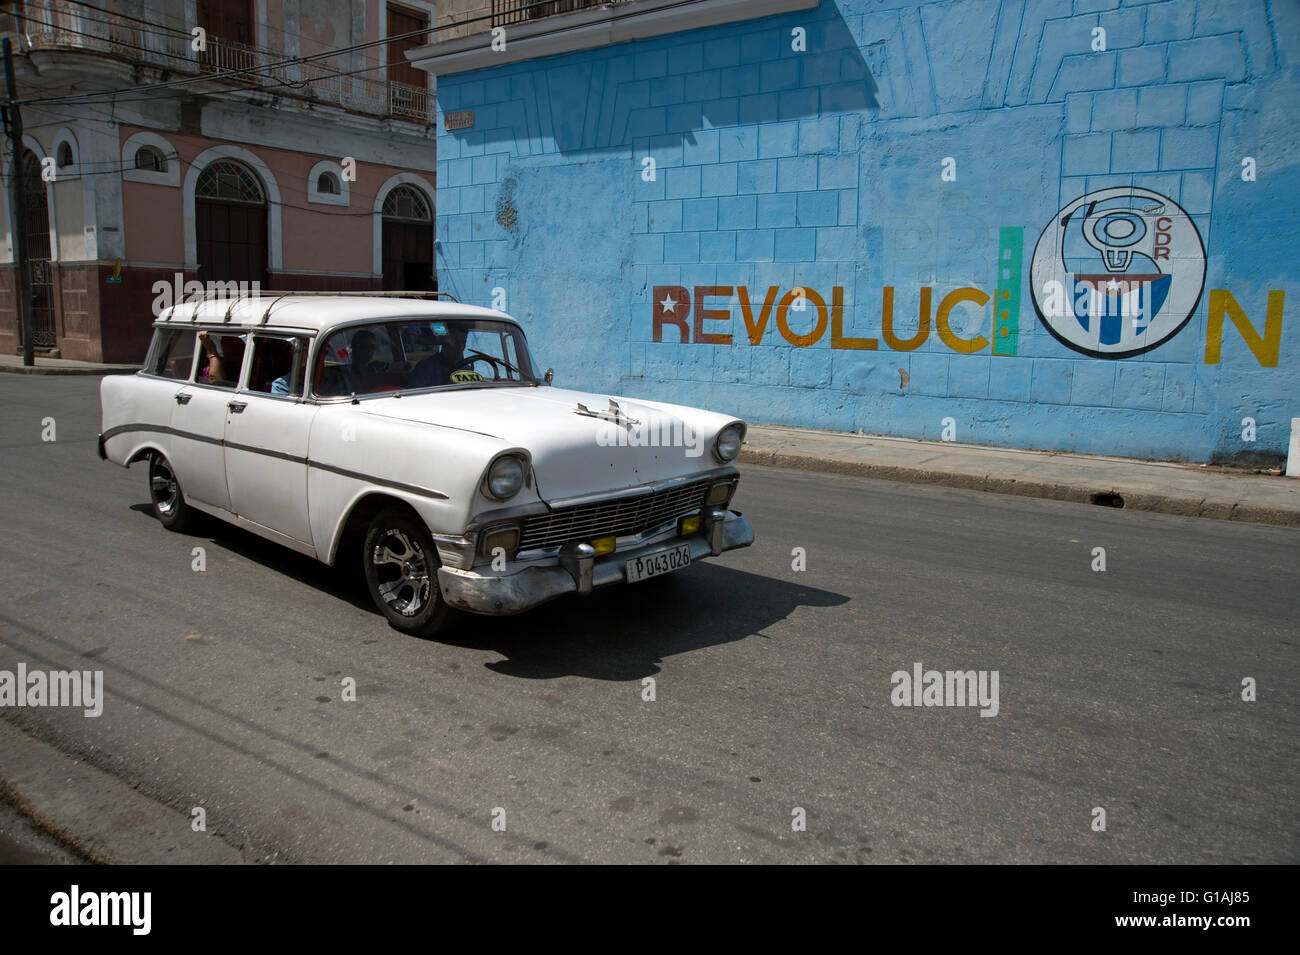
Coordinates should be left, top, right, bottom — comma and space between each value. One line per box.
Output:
434, 0, 1298, 464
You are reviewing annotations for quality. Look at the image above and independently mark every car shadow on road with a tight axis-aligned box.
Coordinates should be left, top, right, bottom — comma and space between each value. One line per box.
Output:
128, 503, 378, 614
129, 503, 849, 680
438, 563, 848, 681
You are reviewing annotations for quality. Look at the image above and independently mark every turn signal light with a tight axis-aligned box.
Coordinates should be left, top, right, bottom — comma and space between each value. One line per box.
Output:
591, 535, 617, 556
706, 482, 732, 505
480, 527, 520, 558
678, 515, 702, 536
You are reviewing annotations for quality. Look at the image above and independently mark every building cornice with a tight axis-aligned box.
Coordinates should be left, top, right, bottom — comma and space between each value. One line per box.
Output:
407, 0, 819, 78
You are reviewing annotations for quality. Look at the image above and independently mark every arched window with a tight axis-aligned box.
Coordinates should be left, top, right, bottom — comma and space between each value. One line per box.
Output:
134, 145, 166, 172
196, 159, 265, 204
56, 142, 74, 167
316, 171, 340, 195
381, 184, 430, 222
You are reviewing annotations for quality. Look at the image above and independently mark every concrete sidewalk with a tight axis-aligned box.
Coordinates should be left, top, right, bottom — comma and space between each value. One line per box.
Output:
0, 719, 243, 864
0, 354, 138, 375
741, 424, 1300, 529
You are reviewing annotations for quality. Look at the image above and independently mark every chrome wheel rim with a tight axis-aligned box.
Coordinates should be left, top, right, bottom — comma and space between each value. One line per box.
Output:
371, 528, 431, 617
150, 458, 179, 516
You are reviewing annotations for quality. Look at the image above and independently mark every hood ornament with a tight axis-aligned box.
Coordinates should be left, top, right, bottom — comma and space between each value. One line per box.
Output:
574, 398, 641, 426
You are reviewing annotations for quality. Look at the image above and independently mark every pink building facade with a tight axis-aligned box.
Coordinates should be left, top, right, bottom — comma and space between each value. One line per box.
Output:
2, 0, 438, 362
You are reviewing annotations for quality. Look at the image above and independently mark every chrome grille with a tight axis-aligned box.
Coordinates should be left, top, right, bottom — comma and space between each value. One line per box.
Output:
519, 479, 713, 552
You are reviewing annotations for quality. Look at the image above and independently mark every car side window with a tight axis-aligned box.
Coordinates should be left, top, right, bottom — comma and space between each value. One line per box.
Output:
316, 325, 397, 397
197, 331, 248, 389
150, 328, 197, 381
248, 335, 307, 397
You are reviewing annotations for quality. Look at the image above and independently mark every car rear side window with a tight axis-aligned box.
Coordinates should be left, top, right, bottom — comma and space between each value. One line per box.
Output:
198, 332, 248, 389
150, 328, 197, 380
248, 335, 308, 397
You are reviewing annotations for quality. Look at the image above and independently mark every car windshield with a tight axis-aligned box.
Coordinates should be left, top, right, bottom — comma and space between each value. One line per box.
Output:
315, 318, 538, 398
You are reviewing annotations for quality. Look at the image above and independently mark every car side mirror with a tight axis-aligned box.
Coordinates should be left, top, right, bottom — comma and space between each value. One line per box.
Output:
544, 368, 554, 385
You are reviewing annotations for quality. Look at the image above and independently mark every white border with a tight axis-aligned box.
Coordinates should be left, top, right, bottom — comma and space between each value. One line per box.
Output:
372, 172, 434, 276
122, 130, 181, 187
307, 159, 350, 207
183, 145, 283, 272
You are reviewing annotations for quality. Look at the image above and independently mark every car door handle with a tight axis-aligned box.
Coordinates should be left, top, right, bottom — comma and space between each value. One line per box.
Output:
228, 401, 247, 413
174, 392, 192, 405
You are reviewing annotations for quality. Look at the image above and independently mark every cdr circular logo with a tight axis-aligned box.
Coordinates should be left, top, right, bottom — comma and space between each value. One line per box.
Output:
1030, 187, 1206, 358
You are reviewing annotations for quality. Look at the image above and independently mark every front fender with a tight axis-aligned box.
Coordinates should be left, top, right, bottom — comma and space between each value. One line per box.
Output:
307, 405, 541, 563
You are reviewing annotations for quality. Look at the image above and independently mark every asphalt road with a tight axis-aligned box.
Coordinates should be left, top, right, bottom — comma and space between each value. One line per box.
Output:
1, 375, 1296, 863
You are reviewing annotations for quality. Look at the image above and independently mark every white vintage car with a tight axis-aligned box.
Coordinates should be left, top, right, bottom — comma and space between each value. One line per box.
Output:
99, 293, 754, 635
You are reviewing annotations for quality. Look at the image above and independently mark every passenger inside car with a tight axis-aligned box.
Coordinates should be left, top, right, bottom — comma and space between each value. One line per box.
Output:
318, 328, 388, 396
248, 337, 295, 395
198, 331, 245, 387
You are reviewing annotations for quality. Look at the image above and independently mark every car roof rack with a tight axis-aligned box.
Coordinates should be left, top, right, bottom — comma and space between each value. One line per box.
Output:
167, 289, 461, 325
256, 290, 459, 302
254, 290, 460, 325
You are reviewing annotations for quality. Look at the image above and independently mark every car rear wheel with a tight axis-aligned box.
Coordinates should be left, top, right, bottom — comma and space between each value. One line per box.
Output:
363, 507, 455, 636
148, 452, 191, 532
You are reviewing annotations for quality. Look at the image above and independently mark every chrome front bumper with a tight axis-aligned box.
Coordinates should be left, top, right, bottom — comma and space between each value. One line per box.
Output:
437, 508, 755, 615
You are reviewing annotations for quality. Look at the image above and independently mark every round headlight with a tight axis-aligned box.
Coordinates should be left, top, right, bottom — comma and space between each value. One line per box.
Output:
714, 425, 743, 463
485, 455, 525, 500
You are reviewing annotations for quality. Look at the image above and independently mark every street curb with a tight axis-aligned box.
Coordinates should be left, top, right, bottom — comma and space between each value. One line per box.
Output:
0, 364, 139, 376
0, 719, 244, 865
738, 447, 1300, 529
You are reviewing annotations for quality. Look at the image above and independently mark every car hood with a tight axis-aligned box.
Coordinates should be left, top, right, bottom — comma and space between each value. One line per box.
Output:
358, 386, 738, 501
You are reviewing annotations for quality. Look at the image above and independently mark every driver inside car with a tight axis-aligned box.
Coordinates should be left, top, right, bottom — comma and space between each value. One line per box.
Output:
409, 325, 471, 388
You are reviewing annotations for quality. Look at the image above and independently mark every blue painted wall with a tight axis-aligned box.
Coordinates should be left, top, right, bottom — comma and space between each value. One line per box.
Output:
434, 0, 1298, 464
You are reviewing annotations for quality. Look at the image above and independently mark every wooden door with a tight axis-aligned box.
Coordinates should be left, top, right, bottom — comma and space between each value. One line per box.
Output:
197, 199, 269, 288
387, 5, 428, 89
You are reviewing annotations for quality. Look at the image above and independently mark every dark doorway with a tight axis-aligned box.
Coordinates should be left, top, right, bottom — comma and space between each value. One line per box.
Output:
195, 159, 269, 288
381, 184, 434, 291
197, 0, 254, 44
197, 0, 256, 72
18, 149, 55, 349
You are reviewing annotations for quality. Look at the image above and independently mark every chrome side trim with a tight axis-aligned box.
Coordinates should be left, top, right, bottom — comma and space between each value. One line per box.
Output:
100, 423, 449, 501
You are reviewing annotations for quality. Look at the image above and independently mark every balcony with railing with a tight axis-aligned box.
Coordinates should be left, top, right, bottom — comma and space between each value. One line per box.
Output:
3, 0, 432, 123
491, 0, 631, 28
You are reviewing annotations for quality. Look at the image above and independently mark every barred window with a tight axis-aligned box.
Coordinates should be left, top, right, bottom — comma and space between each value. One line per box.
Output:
134, 145, 166, 172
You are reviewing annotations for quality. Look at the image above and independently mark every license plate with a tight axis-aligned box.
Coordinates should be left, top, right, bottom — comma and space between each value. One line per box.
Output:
625, 543, 691, 583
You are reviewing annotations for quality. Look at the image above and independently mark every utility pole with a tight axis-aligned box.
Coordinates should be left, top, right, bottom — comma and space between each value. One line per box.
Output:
2, 37, 34, 366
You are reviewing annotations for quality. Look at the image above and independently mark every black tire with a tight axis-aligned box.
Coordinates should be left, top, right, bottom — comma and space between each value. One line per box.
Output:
362, 507, 455, 636
148, 452, 191, 532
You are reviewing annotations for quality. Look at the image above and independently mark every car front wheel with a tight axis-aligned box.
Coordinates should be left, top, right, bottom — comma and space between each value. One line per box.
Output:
362, 507, 455, 636
148, 452, 190, 532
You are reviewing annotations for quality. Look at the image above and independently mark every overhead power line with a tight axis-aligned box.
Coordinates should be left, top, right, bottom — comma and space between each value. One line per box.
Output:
8, 0, 530, 107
